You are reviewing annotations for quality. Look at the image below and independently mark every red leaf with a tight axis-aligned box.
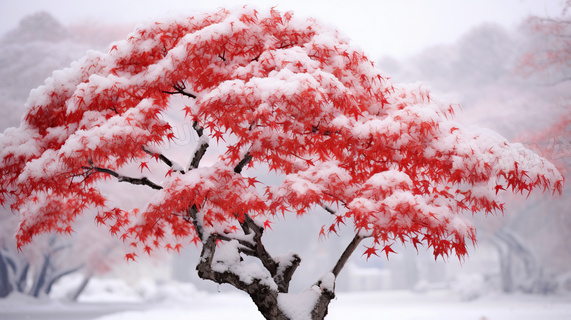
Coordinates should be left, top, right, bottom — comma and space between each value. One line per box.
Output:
263, 220, 273, 230
382, 244, 396, 259
139, 161, 150, 173
362, 246, 379, 259
125, 253, 137, 262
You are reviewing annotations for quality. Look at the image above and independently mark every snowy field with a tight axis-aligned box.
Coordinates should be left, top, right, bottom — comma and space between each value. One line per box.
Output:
1, 282, 570, 320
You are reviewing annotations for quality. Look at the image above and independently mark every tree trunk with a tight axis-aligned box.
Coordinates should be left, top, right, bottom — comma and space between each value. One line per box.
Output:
16, 263, 29, 293
0, 254, 14, 298
70, 274, 91, 301
492, 229, 541, 293
249, 288, 334, 320
194, 230, 361, 320
249, 287, 289, 320
30, 255, 50, 298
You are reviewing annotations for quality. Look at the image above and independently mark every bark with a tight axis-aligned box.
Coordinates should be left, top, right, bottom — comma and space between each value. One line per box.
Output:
194, 224, 365, 320
196, 235, 290, 319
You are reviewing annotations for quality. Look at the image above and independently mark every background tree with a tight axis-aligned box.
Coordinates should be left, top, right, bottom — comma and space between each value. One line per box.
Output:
0, 210, 125, 299
504, 2, 571, 293
0, 8, 563, 319
0, 12, 132, 300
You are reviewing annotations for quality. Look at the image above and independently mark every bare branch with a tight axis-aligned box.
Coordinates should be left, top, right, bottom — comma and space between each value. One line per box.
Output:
240, 215, 278, 274
82, 164, 162, 190
331, 234, 364, 277
234, 151, 252, 174
188, 141, 209, 170
323, 205, 336, 215
142, 146, 184, 173
162, 82, 197, 99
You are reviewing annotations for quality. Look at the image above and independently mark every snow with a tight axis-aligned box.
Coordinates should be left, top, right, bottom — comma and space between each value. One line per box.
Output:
278, 287, 321, 320
2, 285, 570, 320
211, 240, 277, 290
318, 272, 335, 292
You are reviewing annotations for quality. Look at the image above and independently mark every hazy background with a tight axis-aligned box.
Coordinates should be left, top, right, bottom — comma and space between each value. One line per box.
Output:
0, 0, 562, 58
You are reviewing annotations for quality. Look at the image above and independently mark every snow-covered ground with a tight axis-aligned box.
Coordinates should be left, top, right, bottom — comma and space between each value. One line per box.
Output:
1, 278, 570, 320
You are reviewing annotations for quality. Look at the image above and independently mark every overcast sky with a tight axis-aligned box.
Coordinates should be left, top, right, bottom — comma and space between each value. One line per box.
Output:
0, 0, 564, 58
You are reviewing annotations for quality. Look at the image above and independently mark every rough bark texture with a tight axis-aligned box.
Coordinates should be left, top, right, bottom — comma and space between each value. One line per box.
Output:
194, 216, 363, 320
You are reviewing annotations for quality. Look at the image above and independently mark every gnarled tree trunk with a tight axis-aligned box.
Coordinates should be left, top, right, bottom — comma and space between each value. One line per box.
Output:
194, 210, 362, 320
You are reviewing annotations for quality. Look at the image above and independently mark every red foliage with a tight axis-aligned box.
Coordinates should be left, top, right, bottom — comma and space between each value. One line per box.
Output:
0, 7, 564, 263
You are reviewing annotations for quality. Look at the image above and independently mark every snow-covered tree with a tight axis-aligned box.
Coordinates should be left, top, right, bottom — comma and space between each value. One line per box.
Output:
0, 8, 564, 319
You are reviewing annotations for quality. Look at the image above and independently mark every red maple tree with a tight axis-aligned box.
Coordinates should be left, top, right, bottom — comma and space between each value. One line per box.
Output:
0, 8, 564, 319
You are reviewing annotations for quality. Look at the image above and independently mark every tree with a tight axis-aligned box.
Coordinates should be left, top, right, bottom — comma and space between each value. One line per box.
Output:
0, 7, 564, 319
518, 2, 571, 86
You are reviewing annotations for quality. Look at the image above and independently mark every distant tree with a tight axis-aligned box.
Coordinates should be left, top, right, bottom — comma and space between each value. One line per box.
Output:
518, 3, 571, 85
0, 12, 126, 300
0, 11, 89, 131
495, 3, 571, 293
0, 210, 123, 299
0, 8, 563, 319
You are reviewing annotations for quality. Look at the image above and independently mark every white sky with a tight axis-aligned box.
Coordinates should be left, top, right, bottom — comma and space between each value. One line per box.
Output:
0, 0, 564, 58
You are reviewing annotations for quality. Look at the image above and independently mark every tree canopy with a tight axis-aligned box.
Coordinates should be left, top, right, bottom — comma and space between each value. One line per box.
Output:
0, 7, 564, 319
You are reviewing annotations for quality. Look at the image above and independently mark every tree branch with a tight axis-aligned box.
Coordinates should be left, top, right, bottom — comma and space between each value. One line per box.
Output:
162, 82, 197, 99
142, 146, 184, 173
196, 234, 272, 294
331, 234, 364, 277
82, 162, 162, 190
188, 122, 209, 171
186, 205, 205, 241
234, 151, 252, 174
323, 205, 336, 215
